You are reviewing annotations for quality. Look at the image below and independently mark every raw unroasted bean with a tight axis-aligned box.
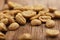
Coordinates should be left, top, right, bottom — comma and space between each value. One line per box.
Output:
18, 33, 32, 40
8, 22, 19, 31
2, 10, 10, 13
30, 12, 41, 20
39, 11, 55, 18
46, 29, 59, 37
22, 10, 36, 18
42, 8, 49, 13
7, 16, 15, 24
21, 5, 33, 10
39, 16, 51, 22
0, 18, 8, 25
39, 11, 46, 16
3, 10, 21, 16
4, 13, 14, 19
54, 11, 60, 18
4, 10, 21, 17
49, 7, 57, 13
14, 5, 44, 11
32, 5, 44, 11
0, 13, 8, 20
14, 5, 33, 10
0, 13, 4, 20
8, 17, 15, 23
15, 13, 26, 24
0, 23, 7, 31
8, 1, 22, 9
0, 32, 5, 39
31, 19, 41, 26
46, 20, 55, 28
45, 13, 55, 18
10, 10, 21, 16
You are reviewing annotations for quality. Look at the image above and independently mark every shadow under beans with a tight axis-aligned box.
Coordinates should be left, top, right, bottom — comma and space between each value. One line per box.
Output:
1, 31, 7, 34
46, 35, 59, 39
52, 18, 60, 20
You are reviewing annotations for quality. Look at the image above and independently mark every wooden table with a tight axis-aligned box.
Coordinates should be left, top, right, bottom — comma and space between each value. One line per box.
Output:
1, 0, 60, 40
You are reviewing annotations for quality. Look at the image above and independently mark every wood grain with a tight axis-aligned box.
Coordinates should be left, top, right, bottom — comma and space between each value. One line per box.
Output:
0, 0, 4, 10
2, 0, 60, 40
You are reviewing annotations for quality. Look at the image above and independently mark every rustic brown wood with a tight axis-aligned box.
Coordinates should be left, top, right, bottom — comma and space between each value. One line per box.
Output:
0, 0, 4, 10
2, 0, 60, 40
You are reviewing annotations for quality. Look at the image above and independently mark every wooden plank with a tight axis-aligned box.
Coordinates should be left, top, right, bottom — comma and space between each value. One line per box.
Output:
8, 0, 47, 6
5, 0, 60, 40
0, 0, 4, 10
6, 31, 16, 40
31, 25, 43, 40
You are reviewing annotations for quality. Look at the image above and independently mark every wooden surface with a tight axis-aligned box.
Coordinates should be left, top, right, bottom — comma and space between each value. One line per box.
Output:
0, 0, 4, 10
1, 0, 60, 40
